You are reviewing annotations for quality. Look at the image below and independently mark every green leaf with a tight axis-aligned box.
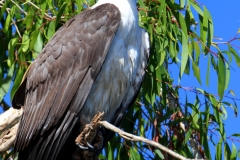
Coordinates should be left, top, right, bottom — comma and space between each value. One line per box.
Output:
216, 141, 222, 160
184, 57, 190, 75
205, 9, 213, 54
24, 7, 34, 29
210, 54, 218, 70
184, 128, 192, 144
220, 104, 227, 120
231, 134, 240, 137
8, 38, 19, 67
56, 2, 69, 27
222, 101, 238, 117
47, 21, 56, 40
21, 31, 30, 53
3, 5, 16, 32
192, 61, 202, 85
232, 102, 238, 117
138, 0, 145, 8
193, 41, 200, 63
229, 44, 240, 67
98, 154, 106, 160
75, 0, 83, 13
178, 12, 188, 40
160, 0, 166, 26
200, 6, 208, 51
203, 133, 211, 159
180, 0, 185, 9
180, 30, 189, 77
224, 62, 230, 90
154, 149, 164, 159
40, 2, 47, 18
204, 99, 210, 130
34, 32, 43, 55
39, 0, 47, 4
218, 55, 226, 100
30, 29, 40, 50
190, 1, 203, 16
130, 147, 141, 160
224, 142, 231, 160
0, 64, 14, 101
159, 50, 166, 67
107, 142, 113, 160
3, 13, 11, 33
10, 68, 25, 101
206, 54, 211, 86
213, 104, 221, 128
208, 94, 218, 107
217, 82, 224, 102
223, 50, 233, 63
231, 143, 237, 160
0, 0, 8, 21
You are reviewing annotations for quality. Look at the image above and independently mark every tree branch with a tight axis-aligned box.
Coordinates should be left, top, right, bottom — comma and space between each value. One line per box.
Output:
9, 0, 27, 16
0, 108, 22, 152
0, 110, 199, 160
98, 121, 189, 160
75, 112, 194, 160
6, 8, 22, 38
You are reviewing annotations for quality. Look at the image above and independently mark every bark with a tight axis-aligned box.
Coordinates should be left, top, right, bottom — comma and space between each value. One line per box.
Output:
0, 108, 22, 152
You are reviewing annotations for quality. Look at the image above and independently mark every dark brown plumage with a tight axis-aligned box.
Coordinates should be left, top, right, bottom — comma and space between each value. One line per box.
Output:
13, 4, 121, 160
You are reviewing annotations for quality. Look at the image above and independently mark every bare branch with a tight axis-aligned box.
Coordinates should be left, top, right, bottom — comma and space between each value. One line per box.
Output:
0, 108, 22, 152
98, 121, 189, 160
6, 8, 22, 38
0, 110, 202, 160
23, 1, 54, 20
76, 112, 193, 160
9, 0, 53, 20
10, 0, 27, 16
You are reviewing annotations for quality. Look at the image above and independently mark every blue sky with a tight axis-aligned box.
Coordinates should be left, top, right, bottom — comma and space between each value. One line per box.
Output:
170, 0, 240, 158
197, 0, 240, 148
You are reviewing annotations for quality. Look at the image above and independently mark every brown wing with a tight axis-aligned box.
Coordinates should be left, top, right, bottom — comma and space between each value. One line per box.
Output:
12, 4, 120, 160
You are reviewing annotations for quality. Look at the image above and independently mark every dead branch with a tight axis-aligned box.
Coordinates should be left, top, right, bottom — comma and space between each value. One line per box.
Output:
0, 109, 202, 160
0, 108, 22, 152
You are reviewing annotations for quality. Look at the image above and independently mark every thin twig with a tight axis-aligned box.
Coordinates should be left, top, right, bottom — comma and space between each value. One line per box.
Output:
6, 9, 22, 38
189, 31, 218, 57
212, 33, 240, 44
98, 121, 190, 160
0, 0, 4, 7
10, 18, 25, 25
10, 0, 27, 16
26, 1, 54, 20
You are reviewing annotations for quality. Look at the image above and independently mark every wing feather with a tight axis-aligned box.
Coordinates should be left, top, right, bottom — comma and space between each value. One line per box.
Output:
12, 3, 121, 160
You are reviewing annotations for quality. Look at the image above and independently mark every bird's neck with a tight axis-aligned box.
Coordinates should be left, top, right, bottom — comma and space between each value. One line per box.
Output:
92, 0, 138, 26
93, 0, 137, 10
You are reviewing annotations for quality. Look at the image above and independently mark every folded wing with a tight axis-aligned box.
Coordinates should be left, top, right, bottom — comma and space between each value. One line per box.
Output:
12, 4, 121, 160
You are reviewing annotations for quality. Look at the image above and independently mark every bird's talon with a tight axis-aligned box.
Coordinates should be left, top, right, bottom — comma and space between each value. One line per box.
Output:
87, 142, 94, 149
77, 144, 89, 150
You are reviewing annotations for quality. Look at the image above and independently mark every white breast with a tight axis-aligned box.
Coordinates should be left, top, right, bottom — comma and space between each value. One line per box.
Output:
80, 0, 142, 122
